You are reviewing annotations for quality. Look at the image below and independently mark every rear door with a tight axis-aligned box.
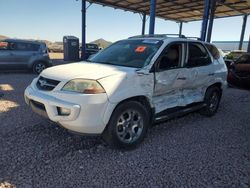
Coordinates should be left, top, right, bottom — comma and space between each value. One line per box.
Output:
182, 42, 214, 103
10, 42, 41, 68
152, 42, 190, 113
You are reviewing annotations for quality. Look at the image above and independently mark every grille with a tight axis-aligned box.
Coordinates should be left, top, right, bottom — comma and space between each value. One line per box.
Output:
36, 76, 60, 91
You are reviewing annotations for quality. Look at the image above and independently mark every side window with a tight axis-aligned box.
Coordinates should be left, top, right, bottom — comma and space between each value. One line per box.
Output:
15, 42, 28, 51
8, 42, 40, 51
0, 41, 9, 50
9, 42, 27, 51
186, 43, 211, 68
9, 42, 16, 50
205, 44, 220, 60
157, 43, 182, 71
27, 43, 40, 51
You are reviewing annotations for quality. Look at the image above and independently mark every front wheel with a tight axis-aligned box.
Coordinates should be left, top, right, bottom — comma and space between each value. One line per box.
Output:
32, 61, 47, 74
200, 87, 221, 117
102, 101, 150, 149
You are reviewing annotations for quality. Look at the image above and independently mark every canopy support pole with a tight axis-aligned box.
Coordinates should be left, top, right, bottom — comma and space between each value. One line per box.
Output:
248, 35, 250, 53
200, 0, 210, 41
239, 15, 248, 50
81, 0, 86, 60
179, 22, 183, 37
142, 13, 146, 35
149, 0, 156, 35
206, 0, 216, 43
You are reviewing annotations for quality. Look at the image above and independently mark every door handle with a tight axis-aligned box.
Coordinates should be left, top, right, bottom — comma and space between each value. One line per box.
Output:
177, 77, 187, 80
208, 73, 215, 76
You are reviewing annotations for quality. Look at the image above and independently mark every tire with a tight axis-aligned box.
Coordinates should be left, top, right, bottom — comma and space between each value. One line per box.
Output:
200, 86, 222, 117
32, 61, 47, 74
102, 101, 150, 149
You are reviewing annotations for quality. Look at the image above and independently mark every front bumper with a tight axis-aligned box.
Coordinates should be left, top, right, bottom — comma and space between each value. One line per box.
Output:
24, 85, 110, 134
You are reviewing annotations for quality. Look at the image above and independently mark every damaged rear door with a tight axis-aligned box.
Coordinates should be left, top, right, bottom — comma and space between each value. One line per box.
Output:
183, 42, 213, 103
152, 42, 189, 113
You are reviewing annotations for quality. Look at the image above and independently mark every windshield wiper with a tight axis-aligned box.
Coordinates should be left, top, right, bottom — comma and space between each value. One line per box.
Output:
85, 59, 92, 62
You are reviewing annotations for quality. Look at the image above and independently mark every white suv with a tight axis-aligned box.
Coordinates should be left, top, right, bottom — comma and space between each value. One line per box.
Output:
24, 35, 227, 148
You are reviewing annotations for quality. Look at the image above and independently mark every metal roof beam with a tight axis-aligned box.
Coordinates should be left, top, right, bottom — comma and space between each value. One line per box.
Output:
217, 1, 247, 15
174, 6, 250, 20
134, 1, 204, 13
157, 5, 204, 16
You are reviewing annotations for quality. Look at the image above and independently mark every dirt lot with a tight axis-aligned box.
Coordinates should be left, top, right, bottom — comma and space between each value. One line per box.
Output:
49, 53, 63, 60
0, 72, 249, 188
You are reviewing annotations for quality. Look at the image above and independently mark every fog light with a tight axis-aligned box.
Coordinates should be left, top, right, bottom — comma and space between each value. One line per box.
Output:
57, 107, 71, 116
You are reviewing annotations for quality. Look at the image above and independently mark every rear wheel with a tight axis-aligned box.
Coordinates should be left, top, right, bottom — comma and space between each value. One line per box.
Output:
102, 101, 150, 149
33, 61, 47, 74
200, 87, 221, 117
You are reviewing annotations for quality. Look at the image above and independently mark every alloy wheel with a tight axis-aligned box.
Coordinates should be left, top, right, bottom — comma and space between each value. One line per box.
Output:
116, 110, 144, 144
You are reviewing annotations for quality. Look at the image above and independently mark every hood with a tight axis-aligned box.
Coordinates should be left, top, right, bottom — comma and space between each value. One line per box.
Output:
41, 62, 135, 81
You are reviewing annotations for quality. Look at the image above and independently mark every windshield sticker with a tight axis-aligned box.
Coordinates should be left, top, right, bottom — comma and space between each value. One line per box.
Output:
142, 40, 159, 44
135, 46, 147, 53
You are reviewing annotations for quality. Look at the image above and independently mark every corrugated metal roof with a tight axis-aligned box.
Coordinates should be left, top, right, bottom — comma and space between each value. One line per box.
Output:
87, 0, 250, 22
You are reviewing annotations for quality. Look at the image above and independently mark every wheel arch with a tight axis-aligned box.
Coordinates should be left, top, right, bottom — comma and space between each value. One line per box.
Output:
103, 95, 155, 129
205, 82, 223, 98
29, 59, 50, 69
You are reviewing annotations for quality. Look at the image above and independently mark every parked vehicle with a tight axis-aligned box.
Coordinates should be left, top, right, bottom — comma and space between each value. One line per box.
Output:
0, 39, 52, 74
227, 53, 250, 89
80, 43, 100, 59
24, 35, 227, 148
48, 42, 63, 53
225, 50, 246, 60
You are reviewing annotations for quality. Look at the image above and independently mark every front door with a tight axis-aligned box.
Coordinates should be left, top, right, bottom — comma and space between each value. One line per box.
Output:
153, 42, 189, 113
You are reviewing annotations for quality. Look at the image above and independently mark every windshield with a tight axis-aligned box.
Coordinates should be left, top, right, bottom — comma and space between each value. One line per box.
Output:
89, 39, 163, 68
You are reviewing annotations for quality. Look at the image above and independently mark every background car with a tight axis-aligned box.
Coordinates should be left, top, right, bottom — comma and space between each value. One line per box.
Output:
227, 53, 250, 89
0, 39, 52, 74
80, 43, 100, 59
224, 50, 247, 68
48, 42, 63, 53
224, 50, 246, 60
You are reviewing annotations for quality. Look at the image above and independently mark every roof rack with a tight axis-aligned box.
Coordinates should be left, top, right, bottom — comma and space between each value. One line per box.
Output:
129, 34, 201, 41
185, 37, 201, 41
129, 34, 186, 39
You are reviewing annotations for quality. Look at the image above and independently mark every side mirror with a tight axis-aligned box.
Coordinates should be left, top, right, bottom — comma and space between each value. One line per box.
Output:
136, 69, 150, 75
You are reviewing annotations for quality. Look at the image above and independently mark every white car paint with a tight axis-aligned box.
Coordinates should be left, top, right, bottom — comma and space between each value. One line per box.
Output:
24, 37, 227, 135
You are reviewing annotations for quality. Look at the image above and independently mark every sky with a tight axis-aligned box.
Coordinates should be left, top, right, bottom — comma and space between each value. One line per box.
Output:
0, 0, 249, 43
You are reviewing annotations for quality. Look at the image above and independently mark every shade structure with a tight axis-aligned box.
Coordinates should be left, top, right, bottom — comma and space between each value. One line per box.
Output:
87, 0, 250, 22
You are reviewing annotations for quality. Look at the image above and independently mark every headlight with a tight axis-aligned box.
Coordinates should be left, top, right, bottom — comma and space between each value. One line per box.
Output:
62, 79, 105, 94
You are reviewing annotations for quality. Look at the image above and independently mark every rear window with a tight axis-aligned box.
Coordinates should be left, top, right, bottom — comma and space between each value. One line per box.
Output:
205, 44, 220, 59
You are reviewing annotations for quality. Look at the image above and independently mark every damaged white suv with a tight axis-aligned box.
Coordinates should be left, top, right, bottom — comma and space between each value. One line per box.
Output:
24, 35, 227, 148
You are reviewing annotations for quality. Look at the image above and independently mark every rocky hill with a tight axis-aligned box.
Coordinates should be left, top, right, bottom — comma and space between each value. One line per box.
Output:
90, 38, 112, 49
0, 35, 8, 40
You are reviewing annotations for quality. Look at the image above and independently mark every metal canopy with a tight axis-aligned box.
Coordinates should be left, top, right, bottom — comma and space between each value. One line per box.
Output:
87, 0, 250, 22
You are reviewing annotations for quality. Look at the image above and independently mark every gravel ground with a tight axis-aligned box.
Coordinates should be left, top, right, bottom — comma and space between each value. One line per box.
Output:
0, 73, 249, 188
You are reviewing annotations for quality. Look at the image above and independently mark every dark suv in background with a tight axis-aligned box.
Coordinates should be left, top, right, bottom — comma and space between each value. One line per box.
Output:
0, 39, 52, 74
80, 43, 100, 59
